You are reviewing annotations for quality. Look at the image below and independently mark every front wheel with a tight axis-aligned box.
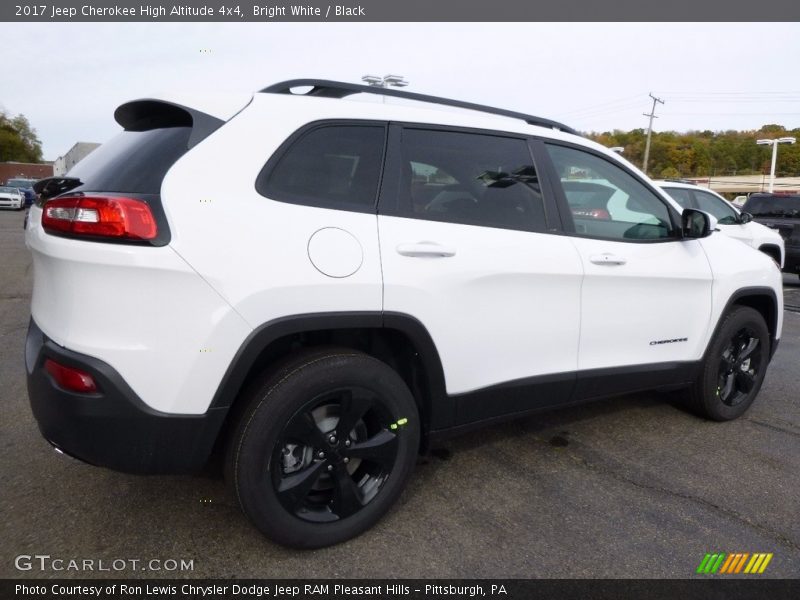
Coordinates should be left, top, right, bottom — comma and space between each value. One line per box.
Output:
226, 349, 420, 548
685, 306, 770, 421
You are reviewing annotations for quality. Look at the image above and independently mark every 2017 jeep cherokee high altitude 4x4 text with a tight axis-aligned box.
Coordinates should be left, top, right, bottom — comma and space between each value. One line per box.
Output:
26, 80, 784, 548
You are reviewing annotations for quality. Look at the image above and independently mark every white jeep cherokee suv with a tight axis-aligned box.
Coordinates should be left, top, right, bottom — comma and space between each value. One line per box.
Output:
25, 80, 783, 548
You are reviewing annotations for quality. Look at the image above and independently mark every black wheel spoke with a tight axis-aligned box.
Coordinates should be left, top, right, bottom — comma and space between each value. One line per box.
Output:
336, 390, 373, 438
718, 348, 734, 374
738, 337, 759, 362
735, 370, 756, 393
277, 461, 325, 508
348, 429, 398, 469
719, 372, 735, 402
284, 412, 327, 447
330, 464, 363, 518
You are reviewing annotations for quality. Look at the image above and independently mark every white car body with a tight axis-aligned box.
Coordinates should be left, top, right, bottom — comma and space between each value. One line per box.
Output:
656, 181, 785, 267
0, 186, 24, 210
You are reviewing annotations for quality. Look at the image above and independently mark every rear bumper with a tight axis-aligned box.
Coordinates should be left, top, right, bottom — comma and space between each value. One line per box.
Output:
25, 319, 228, 474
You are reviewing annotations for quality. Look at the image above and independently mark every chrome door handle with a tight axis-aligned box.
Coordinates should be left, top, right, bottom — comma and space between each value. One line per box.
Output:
589, 253, 627, 266
396, 242, 456, 258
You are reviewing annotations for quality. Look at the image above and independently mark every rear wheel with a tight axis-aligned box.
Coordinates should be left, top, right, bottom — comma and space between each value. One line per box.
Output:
226, 349, 420, 548
685, 306, 770, 421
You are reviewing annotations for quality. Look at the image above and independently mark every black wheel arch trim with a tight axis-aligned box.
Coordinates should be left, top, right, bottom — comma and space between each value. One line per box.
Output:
709, 287, 780, 361
757, 243, 783, 264
209, 311, 451, 430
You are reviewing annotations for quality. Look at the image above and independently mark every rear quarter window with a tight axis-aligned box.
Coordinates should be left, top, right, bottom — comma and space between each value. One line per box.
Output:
257, 124, 387, 212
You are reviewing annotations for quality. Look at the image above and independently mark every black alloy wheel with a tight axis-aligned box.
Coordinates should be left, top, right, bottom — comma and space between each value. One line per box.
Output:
273, 387, 400, 522
226, 348, 419, 548
686, 306, 770, 421
715, 327, 762, 407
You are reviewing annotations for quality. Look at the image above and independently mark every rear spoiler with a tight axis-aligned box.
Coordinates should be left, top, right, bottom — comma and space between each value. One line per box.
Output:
33, 177, 82, 200
114, 100, 224, 149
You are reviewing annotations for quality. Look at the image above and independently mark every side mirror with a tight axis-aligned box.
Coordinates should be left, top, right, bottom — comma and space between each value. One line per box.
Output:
739, 211, 753, 224
682, 209, 717, 239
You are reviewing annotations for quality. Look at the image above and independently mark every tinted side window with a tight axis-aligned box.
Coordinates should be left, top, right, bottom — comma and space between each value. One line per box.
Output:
388, 129, 547, 232
546, 144, 674, 241
694, 190, 738, 224
260, 125, 385, 211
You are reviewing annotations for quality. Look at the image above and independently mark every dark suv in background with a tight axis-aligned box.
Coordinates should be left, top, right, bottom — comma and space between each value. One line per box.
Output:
743, 193, 800, 278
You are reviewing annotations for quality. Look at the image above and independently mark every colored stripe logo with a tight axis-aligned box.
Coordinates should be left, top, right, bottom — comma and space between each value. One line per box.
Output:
696, 552, 773, 574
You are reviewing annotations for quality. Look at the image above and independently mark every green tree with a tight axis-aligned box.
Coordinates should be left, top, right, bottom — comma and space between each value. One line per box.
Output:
587, 125, 800, 179
0, 111, 43, 162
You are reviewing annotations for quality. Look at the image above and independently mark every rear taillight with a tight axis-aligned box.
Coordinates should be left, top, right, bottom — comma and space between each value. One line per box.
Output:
44, 359, 98, 393
42, 195, 157, 241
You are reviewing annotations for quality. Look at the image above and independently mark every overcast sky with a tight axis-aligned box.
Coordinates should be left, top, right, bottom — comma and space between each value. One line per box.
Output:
2, 22, 798, 160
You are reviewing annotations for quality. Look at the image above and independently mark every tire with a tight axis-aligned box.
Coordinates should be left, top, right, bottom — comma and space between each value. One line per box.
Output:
225, 348, 420, 548
685, 306, 770, 421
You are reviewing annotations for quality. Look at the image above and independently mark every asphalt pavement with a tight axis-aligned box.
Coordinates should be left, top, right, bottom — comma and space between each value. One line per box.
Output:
1, 209, 798, 578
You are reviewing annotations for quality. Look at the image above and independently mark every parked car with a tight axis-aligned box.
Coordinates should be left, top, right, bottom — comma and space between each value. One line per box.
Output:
742, 193, 800, 278
26, 79, 784, 548
563, 179, 661, 225
5, 178, 37, 207
0, 186, 24, 210
656, 181, 785, 267
732, 195, 748, 208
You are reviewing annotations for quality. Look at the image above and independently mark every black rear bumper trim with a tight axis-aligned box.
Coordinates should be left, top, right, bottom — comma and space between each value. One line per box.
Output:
25, 319, 227, 474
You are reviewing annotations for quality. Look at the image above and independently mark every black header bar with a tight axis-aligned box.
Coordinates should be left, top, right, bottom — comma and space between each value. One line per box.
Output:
2, 0, 799, 22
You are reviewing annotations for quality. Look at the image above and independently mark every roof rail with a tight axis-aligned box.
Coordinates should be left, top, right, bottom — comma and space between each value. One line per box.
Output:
259, 79, 579, 136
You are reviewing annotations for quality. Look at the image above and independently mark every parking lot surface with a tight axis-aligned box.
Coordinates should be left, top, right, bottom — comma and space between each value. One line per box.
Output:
1, 209, 798, 578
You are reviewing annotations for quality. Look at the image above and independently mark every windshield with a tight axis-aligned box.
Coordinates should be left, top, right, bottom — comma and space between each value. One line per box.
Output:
743, 195, 800, 217
0, 186, 18, 193
5, 179, 35, 188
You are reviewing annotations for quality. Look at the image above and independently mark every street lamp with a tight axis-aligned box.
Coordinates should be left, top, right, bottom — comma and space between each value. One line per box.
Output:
756, 136, 796, 193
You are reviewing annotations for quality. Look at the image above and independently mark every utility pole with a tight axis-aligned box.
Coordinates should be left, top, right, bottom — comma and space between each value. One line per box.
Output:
642, 93, 664, 176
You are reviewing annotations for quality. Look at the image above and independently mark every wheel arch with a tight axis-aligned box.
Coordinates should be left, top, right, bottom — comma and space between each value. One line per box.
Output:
712, 287, 779, 361
757, 243, 782, 266
210, 312, 450, 448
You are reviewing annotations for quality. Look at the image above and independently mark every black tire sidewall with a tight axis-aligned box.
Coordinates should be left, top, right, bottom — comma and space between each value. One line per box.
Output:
699, 307, 770, 421
229, 351, 420, 549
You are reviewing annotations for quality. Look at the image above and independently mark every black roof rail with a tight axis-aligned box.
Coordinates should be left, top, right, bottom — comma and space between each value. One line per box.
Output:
260, 79, 579, 136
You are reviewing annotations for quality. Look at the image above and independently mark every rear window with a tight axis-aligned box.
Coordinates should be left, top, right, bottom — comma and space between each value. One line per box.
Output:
743, 195, 800, 217
67, 127, 191, 194
6, 179, 36, 188
661, 186, 693, 209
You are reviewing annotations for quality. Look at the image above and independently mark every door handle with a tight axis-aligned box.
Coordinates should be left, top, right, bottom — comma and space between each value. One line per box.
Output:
589, 253, 627, 266
396, 242, 456, 258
